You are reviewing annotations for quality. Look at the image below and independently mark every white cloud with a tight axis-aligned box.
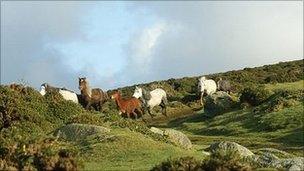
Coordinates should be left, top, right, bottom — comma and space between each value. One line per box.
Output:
130, 22, 167, 72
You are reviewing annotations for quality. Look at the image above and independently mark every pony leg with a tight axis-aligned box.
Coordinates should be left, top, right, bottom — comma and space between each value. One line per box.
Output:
160, 102, 167, 117
99, 101, 103, 112
126, 112, 131, 119
147, 107, 154, 118
132, 111, 138, 120
200, 93, 204, 106
136, 107, 143, 118
85, 101, 92, 110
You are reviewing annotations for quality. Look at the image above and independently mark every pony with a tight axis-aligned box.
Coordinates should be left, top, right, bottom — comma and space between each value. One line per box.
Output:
40, 83, 79, 103
132, 86, 168, 118
78, 77, 108, 111
111, 91, 143, 119
217, 77, 232, 94
198, 76, 217, 105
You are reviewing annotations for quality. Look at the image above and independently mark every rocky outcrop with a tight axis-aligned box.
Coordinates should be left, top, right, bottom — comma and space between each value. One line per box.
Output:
163, 129, 192, 149
209, 141, 254, 158
251, 152, 304, 170
150, 127, 164, 136
56, 123, 111, 141
208, 141, 304, 170
150, 127, 192, 149
204, 91, 235, 115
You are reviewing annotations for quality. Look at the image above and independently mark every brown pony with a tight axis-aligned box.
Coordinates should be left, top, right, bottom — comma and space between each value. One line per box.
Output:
78, 77, 108, 111
111, 91, 143, 119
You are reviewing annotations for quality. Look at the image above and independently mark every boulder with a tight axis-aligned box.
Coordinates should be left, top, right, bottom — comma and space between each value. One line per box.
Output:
280, 157, 304, 171
56, 123, 111, 141
251, 154, 304, 170
209, 141, 254, 158
204, 91, 235, 115
256, 148, 294, 159
150, 127, 164, 136
163, 129, 192, 149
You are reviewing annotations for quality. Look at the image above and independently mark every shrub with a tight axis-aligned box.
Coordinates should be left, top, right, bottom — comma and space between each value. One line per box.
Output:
0, 138, 82, 170
240, 85, 271, 106
202, 151, 252, 171
151, 156, 203, 171
0, 85, 88, 144
151, 151, 253, 171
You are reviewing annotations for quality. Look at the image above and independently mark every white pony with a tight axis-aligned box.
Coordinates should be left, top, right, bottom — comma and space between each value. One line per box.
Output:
198, 76, 217, 105
40, 83, 79, 103
133, 86, 168, 118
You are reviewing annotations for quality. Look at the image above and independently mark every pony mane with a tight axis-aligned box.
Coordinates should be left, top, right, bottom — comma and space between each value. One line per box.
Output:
60, 87, 75, 93
142, 88, 151, 100
84, 80, 92, 97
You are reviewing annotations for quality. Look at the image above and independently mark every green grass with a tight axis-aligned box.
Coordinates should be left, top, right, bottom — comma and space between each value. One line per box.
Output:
81, 128, 204, 170
153, 103, 303, 156
265, 80, 303, 91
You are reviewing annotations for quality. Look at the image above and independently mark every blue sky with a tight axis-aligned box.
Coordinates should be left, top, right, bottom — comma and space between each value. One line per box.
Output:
1, 1, 303, 91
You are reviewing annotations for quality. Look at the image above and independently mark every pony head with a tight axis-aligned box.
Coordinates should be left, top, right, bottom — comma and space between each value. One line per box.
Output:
133, 86, 142, 98
111, 91, 121, 99
78, 77, 87, 91
200, 76, 206, 81
40, 83, 48, 96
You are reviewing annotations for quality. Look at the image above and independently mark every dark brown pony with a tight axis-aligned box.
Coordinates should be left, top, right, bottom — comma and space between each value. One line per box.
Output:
111, 91, 143, 119
78, 77, 108, 111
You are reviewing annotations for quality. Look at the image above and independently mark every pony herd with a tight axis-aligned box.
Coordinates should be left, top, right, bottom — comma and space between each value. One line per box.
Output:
39, 76, 231, 120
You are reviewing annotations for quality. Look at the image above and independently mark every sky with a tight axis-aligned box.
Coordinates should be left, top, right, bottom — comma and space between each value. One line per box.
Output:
1, 1, 303, 91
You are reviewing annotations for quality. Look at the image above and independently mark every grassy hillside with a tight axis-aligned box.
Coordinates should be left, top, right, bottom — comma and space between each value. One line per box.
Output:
114, 59, 303, 103
0, 59, 303, 170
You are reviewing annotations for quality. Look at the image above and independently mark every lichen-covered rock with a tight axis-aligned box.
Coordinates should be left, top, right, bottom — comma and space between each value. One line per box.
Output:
209, 141, 254, 158
204, 91, 235, 115
150, 127, 164, 136
249, 148, 303, 170
256, 148, 294, 159
281, 157, 304, 171
56, 123, 111, 141
163, 129, 192, 149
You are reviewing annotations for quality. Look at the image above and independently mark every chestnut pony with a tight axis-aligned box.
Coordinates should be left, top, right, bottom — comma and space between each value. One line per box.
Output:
78, 77, 108, 111
111, 91, 143, 119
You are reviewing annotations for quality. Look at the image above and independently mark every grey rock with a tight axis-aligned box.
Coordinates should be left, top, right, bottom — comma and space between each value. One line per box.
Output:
281, 157, 304, 171
204, 91, 235, 115
56, 123, 111, 141
250, 149, 303, 170
209, 141, 254, 158
150, 127, 164, 136
256, 148, 294, 159
163, 129, 192, 149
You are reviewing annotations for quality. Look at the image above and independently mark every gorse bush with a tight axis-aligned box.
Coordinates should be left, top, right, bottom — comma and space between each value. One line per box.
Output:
151, 151, 253, 171
240, 85, 271, 106
0, 138, 81, 170
0, 85, 87, 144
202, 151, 252, 171
151, 156, 203, 171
